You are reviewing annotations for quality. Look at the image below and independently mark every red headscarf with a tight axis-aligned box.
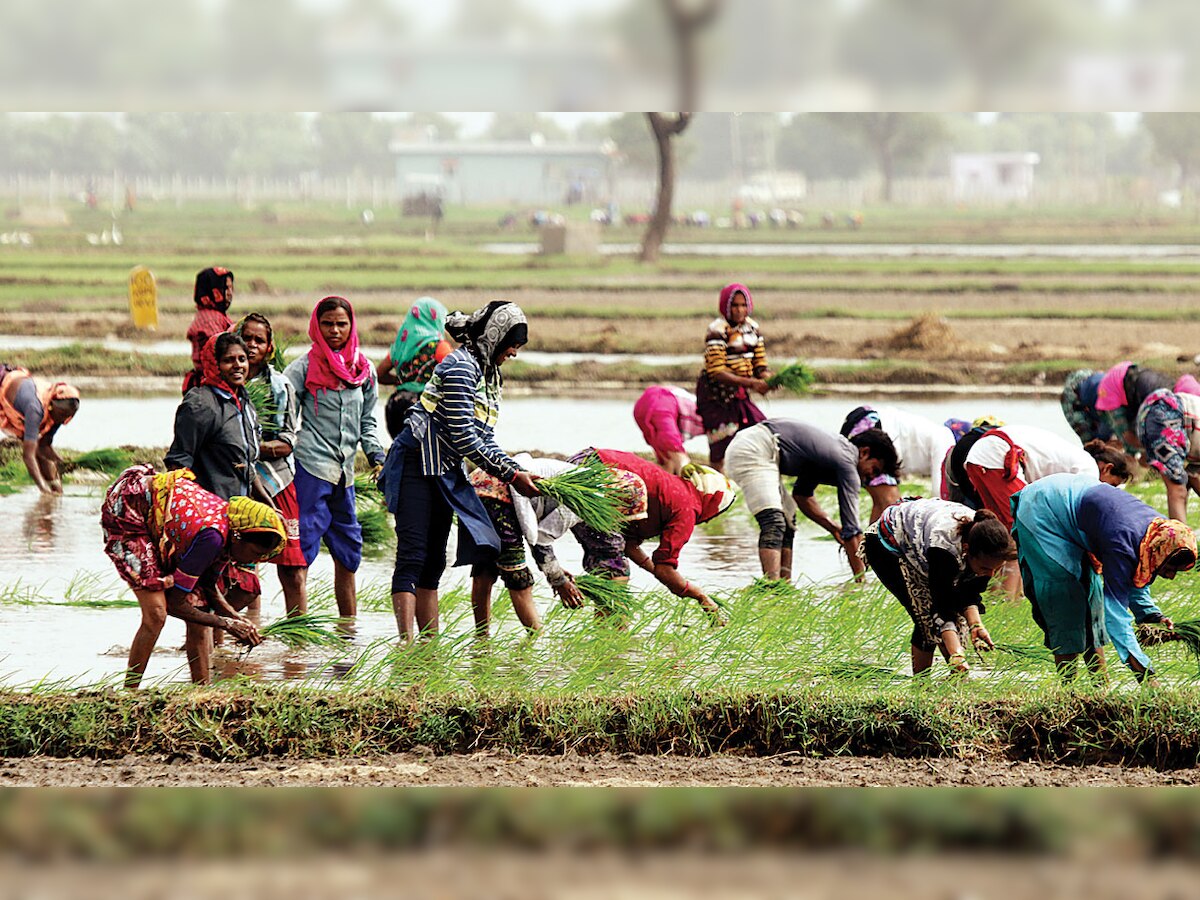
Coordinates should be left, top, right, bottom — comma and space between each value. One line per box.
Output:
305, 296, 372, 397
199, 333, 242, 409
194, 266, 234, 312
718, 283, 753, 322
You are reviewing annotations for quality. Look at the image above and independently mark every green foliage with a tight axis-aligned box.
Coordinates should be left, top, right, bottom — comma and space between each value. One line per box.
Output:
536, 453, 635, 534
766, 361, 817, 395
259, 613, 345, 650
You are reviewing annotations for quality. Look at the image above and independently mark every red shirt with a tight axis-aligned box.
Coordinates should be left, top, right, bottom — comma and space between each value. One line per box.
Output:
596, 449, 702, 568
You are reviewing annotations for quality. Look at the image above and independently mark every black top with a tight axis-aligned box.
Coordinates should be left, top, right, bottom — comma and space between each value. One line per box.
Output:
1124, 365, 1173, 419
927, 547, 989, 623
165, 386, 259, 499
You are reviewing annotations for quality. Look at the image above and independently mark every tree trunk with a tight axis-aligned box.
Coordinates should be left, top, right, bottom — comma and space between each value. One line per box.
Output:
640, 112, 690, 264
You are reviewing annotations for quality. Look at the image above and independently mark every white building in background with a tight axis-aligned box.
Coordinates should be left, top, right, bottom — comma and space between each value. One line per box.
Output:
950, 152, 1040, 203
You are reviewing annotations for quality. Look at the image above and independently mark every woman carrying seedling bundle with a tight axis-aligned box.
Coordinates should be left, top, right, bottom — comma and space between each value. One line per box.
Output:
284, 297, 386, 620
468, 453, 592, 635
864, 500, 1014, 675
234, 314, 307, 615
632, 384, 705, 475
695, 283, 773, 471
101, 465, 285, 687
380, 300, 540, 640
1011, 473, 1194, 683
564, 448, 736, 621
377, 296, 452, 438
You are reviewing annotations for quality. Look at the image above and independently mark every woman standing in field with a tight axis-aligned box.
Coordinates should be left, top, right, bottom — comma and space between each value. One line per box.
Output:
695, 283, 772, 472
864, 500, 1014, 675
101, 466, 283, 687
234, 314, 307, 615
1011, 473, 1192, 683
632, 384, 705, 475
183, 267, 235, 394
284, 296, 386, 619
380, 300, 540, 640
377, 296, 452, 438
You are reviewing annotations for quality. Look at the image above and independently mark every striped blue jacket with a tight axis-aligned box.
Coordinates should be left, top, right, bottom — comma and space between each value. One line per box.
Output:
407, 347, 519, 482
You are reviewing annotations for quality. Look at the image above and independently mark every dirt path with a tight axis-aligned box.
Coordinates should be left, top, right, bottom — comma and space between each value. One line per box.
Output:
5, 751, 1196, 786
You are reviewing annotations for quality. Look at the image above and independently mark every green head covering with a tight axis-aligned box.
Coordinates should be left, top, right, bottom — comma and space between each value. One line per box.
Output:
390, 297, 449, 392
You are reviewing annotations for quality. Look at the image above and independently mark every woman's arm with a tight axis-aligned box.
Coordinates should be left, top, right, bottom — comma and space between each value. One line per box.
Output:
357, 365, 386, 466
164, 393, 210, 471
376, 354, 399, 385
438, 359, 520, 482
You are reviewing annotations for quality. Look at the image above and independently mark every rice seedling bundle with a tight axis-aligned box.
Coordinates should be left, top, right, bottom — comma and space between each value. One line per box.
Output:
258, 613, 344, 650
244, 379, 279, 424
766, 361, 816, 396
70, 448, 134, 474
1140, 619, 1200, 671
575, 573, 633, 614
536, 454, 633, 534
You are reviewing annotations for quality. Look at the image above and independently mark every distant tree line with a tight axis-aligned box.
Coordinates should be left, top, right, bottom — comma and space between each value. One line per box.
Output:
0, 111, 1190, 196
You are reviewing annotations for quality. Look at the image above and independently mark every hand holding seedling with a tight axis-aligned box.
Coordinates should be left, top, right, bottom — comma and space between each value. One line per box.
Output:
511, 470, 541, 498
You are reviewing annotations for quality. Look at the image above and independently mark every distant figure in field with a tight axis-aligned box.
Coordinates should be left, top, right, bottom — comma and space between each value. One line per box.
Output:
183, 267, 235, 394
0, 365, 80, 494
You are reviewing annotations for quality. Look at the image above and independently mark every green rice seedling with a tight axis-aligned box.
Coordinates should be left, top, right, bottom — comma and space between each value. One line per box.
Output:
535, 453, 634, 534
357, 504, 392, 547
244, 378, 279, 424
259, 613, 345, 650
766, 361, 817, 396
69, 448, 134, 475
574, 573, 633, 615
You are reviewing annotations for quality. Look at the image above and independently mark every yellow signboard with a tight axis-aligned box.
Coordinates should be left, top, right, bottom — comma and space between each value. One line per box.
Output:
128, 265, 158, 330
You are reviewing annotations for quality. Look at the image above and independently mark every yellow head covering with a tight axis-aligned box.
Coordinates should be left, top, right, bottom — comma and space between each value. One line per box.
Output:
1135, 518, 1198, 588
226, 496, 287, 560
682, 463, 738, 522
149, 468, 197, 555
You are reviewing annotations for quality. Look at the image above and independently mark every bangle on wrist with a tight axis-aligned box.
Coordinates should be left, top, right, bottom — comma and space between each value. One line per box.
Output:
969, 623, 984, 633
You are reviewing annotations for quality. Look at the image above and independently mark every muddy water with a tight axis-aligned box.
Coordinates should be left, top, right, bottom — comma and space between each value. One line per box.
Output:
2, 394, 1074, 687
54, 395, 1074, 453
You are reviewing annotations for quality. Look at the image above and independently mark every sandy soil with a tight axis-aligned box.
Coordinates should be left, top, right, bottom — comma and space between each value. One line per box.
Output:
6, 854, 1197, 900
5, 751, 1198, 787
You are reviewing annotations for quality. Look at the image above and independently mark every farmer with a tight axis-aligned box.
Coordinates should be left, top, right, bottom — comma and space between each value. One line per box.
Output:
284, 296, 386, 620
562, 449, 735, 621
377, 296, 452, 439
1094, 361, 1174, 454
632, 384, 705, 475
1012, 473, 1192, 683
1060, 369, 1112, 445
101, 465, 284, 688
840, 405, 963, 521
183, 266, 235, 394
234, 314, 307, 616
0, 364, 79, 494
467, 453, 593, 635
864, 501, 1015, 675
165, 332, 268, 619
380, 300, 540, 641
723, 419, 899, 582
695, 283, 773, 471
1135, 387, 1200, 524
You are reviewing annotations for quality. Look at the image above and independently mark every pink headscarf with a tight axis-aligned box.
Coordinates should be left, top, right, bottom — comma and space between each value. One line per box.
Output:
305, 296, 372, 398
718, 283, 753, 322
1095, 361, 1133, 412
